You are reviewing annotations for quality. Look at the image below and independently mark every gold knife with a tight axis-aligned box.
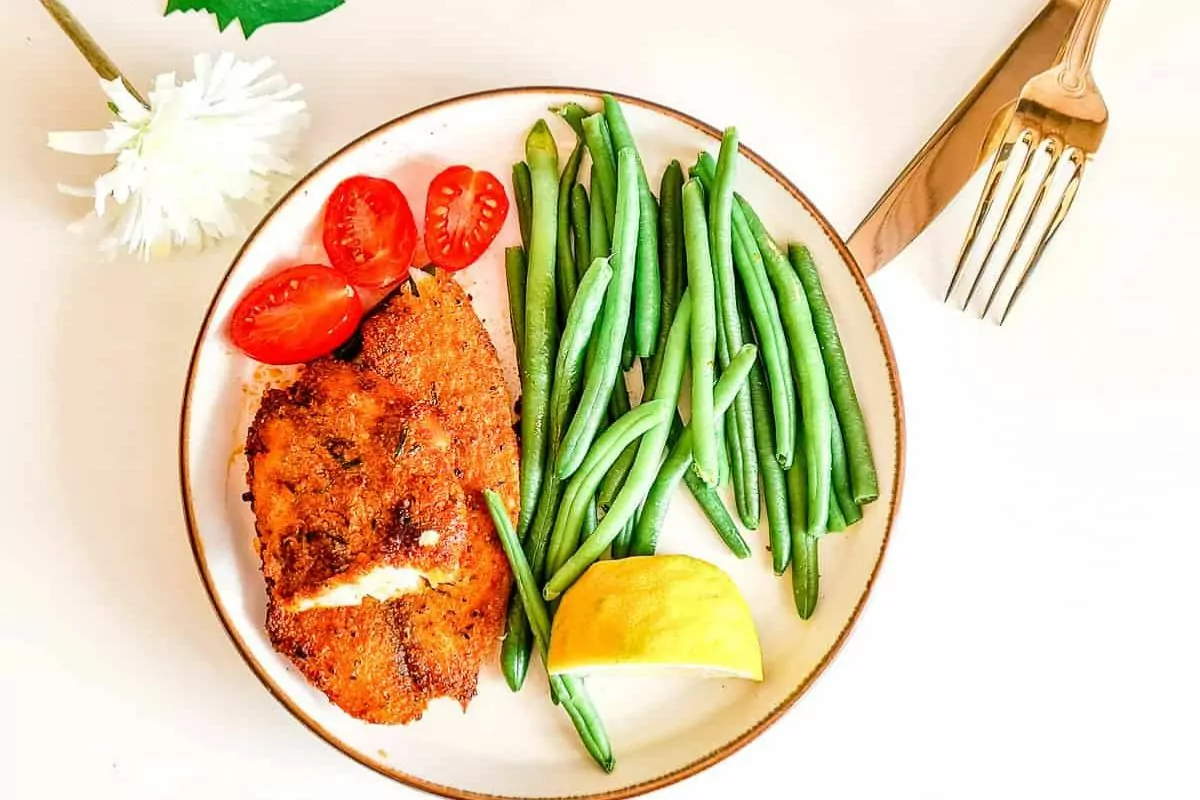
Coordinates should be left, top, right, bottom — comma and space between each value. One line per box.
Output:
848, 0, 1081, 276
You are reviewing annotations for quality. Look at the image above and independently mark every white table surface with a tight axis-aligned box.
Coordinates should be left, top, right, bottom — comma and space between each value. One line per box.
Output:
3, 1, 1198, 797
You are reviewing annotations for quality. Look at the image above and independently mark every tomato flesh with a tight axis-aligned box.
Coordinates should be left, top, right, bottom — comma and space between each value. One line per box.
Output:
323, 175, 417, 289
229, 264, 363, 365
424, 165, 509, 271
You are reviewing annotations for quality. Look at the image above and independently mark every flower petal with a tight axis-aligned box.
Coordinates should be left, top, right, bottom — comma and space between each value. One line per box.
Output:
100, 77, 149, 124
47, 130, 112, 155
56, 183, 97, 198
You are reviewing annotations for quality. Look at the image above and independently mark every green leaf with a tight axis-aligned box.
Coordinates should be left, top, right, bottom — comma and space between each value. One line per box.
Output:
164, 0, 345, 38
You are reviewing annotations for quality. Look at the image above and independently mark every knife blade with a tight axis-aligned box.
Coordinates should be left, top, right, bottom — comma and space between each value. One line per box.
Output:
848, 1, 1081, 276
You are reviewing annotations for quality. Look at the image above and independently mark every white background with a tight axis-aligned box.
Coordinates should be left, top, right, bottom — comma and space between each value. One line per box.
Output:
2, 1, 1198, 798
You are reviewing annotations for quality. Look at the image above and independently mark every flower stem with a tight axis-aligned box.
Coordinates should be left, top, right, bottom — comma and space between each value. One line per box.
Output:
39, 0, 147, 107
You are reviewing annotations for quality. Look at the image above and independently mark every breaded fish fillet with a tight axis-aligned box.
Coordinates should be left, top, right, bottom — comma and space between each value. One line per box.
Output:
247, 360, 467, 612
361, 271, 519, 707
249, 272, 519, 724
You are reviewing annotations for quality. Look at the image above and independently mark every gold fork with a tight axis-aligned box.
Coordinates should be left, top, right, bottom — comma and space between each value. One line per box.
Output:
944, 0, 1110, 324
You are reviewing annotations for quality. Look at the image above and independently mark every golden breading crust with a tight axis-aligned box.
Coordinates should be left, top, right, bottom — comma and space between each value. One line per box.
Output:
265, 598, 428, 724
391, 502, 514, 706
360, 272, 520, 503
361, 272, 519, 707
246, 360, 467, 611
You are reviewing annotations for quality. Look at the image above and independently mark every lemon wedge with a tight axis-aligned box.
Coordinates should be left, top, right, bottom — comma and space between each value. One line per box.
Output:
546, 554, 763, 681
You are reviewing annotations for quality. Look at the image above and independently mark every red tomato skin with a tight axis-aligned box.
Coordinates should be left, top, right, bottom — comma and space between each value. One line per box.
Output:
322, 175, 417, 290
424, 165, 510, 271
229, 264, 363, 365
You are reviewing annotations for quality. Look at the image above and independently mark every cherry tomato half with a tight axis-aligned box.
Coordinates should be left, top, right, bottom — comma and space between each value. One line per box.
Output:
229, 264, 363, 365
423, 165, 510, 271
322, 175, 417, 290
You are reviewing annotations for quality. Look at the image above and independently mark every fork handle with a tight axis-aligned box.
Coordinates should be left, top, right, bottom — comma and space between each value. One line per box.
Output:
1059, 0, 1111, 94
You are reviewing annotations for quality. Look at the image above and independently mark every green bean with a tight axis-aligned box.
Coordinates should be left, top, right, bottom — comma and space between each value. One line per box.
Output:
635, 411, 743, 557
501, 479, 547, 692
694, 135, 758, 528
633, 187, 661, 358
512, 161, 533, 252
829, 407, 862, 526
544, 398, 671, 580
788, 243, 879, 505
709, 130, 743, 358
550, 260, 615, 441
691, 151, 715, 185
557, 148, 640, 479
728, 368, 759, 524
499, 603, 532, 690
501, 480, 534, 690
609, 259, 691, 556
581, 495, 598, 540
748, 357, 791, 575
555, 102, 590, 138
583, 179, 621, 490
502, 258, 613, 691
484, 490, 614, 772
607, 370, 631, 421
581, 114, 617, 230
791, 531, 820, 620
544, 298, 699, 600
602, 95, 660, 359
556, 141, 585, 317
783, 418, 805, 574
729, 293, 758, 532
696, 151, 796, 469
840, 495, 863, 526
643, 160, 686, 399
681, 179, 720, 485
639, 430, 750, 558
716, 413, 730, 488
713, 318, 750, 522
517, 121, 561, 537
599, 369, 635, 509
728, 378, 759, 527
621, 323, 635, 371
588, 163, 610, 262
827, 484, 847, 533
694, 153, 728, 494
597, 383, 643, 532
504, 247, 526, 373
570, 184, 591, 272
733, 206, 796, 468
630, 341, 758, 558
738, 195, 832, 538
610, 516, 635, 560
568, 400, 667, 494
597, 439, 635, 511
550, 261, 615, 455
683, 471, 749, 557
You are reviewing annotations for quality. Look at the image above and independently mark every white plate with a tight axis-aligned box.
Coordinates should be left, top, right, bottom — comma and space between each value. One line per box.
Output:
180, 87, 904, 800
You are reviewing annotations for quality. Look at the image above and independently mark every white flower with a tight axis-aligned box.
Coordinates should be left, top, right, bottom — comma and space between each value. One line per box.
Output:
48, 53, 309, 260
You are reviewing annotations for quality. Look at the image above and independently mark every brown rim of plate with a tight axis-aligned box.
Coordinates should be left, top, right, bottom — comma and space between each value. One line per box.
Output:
179, 85, 906, 800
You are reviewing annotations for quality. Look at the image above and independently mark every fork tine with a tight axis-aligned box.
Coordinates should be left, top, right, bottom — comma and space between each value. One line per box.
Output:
994, 150, 1087, 325
961, 133, 1038, 311
943, 127, 1025, 302
978, 139, 1063, 319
